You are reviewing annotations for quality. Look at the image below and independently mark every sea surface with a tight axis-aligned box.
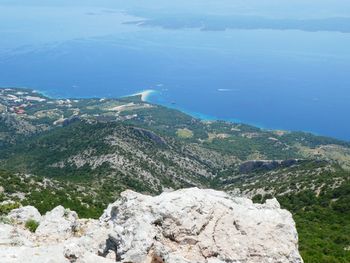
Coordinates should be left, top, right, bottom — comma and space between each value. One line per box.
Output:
1, 1, 350, 140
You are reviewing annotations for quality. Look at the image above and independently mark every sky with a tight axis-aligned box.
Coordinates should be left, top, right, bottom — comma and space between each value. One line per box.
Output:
1, 0, 350, 18
1, 0, 350, 50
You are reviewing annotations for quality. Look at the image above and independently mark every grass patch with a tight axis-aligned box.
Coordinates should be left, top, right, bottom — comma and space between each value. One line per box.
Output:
0, 202, 20, 215
25, 219, 39, 233
176, 128, 194, 139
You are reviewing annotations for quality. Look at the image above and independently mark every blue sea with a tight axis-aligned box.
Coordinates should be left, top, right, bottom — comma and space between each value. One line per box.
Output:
1, 1, 350, 140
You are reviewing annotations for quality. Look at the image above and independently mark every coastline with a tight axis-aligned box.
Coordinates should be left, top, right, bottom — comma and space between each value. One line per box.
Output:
127, 89, 156, 102
143, 91, 330, 139
1, 86, 346, 142
143, 91, 245, 124
28, 87, 272, 129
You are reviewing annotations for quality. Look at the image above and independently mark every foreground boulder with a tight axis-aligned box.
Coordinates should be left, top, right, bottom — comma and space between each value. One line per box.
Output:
35, 206, 79, 241
7, 206, 41, 224
0, 188, 303, 263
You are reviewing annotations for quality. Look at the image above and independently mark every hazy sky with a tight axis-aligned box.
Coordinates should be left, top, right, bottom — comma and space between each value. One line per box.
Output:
1, 0, 350, 18
1, 0, 350, 50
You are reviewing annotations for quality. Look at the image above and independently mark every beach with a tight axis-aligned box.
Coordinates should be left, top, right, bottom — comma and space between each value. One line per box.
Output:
129, 90, 156, 102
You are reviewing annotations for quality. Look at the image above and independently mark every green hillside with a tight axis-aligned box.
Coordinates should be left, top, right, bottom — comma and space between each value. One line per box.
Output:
0, 88, 349, 262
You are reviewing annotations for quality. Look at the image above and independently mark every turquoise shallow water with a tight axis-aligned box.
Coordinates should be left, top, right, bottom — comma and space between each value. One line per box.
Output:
1, 2, 350, 141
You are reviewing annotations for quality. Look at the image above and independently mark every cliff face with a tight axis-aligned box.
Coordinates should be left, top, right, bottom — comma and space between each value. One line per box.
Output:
0, 188, 303, 263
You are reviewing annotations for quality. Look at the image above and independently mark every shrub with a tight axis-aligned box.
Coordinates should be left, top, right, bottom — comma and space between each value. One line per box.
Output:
252, 194, 263, 203
25, 219, 39, 233
0, 202, 20, 215
0, 216, 12, 225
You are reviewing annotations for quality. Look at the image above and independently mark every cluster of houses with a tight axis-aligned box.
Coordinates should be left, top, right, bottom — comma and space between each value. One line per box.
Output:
0, 89, 46, 116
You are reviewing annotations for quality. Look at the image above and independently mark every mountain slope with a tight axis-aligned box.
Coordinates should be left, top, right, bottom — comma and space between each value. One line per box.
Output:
1, 88, 350, 262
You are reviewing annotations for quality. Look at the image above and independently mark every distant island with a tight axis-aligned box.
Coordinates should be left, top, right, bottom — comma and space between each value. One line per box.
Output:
125, 14, 350, 33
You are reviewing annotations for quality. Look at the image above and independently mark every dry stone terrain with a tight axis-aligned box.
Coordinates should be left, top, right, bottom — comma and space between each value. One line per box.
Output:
0, 188, 303, 263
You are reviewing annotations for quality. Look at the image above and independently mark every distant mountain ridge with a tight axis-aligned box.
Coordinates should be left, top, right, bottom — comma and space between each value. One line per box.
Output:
125, 14, 350, 33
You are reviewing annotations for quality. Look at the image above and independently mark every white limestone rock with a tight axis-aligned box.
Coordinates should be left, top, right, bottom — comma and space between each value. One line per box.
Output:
0, 188, 303, 263
100, 188, 303, 263
35, 205, 79, 240
7, 206, 41, 224
0, 244, 68, 263
0, 223, 33, 247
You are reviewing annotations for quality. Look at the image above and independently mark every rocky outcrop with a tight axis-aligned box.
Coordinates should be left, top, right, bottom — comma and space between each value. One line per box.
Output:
0, 188, 303, 263
35, 206, 80, 241
7, 206, 41, 224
